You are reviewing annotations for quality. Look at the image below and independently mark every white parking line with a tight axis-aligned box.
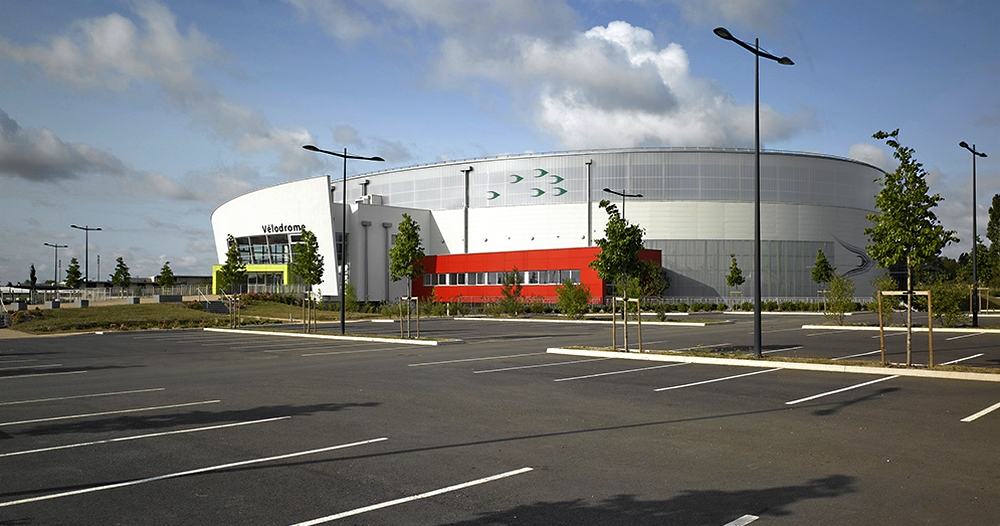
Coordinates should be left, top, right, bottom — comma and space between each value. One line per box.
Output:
0, 387, 166, 406
0, 363, 62, 371
0, 416, 290, 458
289, 467, 533, 525
0, 359, 39, 364
0, 400, 221, 427
785, 376, 899, 405
408, 352, 547, 367
946, 332, 985, 341
0, 437, 388, 508
474, 358, 610, 374
723, 515, 759, 526
939, 353, 984, 365
554, 362, 688, 382
806, 330, 848, 337
961, 401, 1000, 423
761, 346, 803, 355
301, 347, 407, 357
749, 327, 802, 335
663, 343, 732, 352
870, 332, 906, 339
654, 368, 781, 391
831, 350, 880, 360
232, 342, 343, 350
0, 371, 87, 380
466, 336, 551, 345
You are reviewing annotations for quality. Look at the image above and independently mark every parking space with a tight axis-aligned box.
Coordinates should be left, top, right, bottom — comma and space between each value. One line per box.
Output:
0, 323, 997, 524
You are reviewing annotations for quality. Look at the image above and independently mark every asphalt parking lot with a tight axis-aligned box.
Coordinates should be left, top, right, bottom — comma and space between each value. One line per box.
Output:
1, 318, 998, 524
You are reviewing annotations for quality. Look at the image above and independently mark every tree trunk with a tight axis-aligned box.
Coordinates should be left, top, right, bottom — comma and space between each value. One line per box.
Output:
906, 263, 912, 366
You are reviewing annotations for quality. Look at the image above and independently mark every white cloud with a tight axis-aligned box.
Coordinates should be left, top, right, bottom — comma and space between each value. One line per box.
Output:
0, 1, 320, 179
670, 0, 795, 33
847, 143, 892, 172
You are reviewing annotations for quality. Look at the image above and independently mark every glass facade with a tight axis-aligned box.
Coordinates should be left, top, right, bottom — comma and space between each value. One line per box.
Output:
234, 234, 302, 264
423, 269, 581, 287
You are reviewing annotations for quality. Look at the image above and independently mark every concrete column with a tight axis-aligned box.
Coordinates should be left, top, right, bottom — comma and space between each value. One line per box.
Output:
361, 220, 371, 302
382, 222, 392, 301
586, 159, 593, 246
461, 166, 473, 254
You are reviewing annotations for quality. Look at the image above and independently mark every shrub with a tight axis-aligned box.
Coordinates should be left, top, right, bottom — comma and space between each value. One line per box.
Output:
824, 275, 855, 325
926, 281, 968, 327
556, 280, 590, 319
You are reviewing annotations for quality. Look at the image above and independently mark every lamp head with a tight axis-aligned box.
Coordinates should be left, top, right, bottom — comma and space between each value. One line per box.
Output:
302, 144, 320, 152
713, 27, 733, 40
602, 187, 612, 193
371, 156, 386, 162
777, 56, 795, 65
960, 141, 970, 149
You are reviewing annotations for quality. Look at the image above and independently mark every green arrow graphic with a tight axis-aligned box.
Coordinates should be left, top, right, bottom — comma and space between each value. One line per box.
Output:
530, 188, 545, 197
487, 191, 500, 200
549, 174, 564, 184
534, 168, 548, 178
552, 187, 567, 196
509, 174, 523, 184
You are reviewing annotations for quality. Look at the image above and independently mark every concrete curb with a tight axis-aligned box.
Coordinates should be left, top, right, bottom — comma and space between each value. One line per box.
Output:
546, 347, 1000, 383
801, 324, 1000, 334
454, 317, 723, 327
204, 327, 458, 346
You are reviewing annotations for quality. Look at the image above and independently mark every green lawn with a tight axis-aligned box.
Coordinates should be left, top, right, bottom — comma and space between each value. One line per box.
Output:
239, 301, 380, 322
10, 303, 240, 333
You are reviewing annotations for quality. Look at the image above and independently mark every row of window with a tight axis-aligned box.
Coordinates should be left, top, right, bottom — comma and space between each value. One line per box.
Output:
423, 269, 582, 287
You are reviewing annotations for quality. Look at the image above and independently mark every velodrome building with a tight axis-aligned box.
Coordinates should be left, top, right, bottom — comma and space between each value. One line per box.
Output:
211, 148, 882, 302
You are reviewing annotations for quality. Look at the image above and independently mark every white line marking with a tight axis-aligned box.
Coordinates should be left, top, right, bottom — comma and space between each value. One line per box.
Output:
233, 342, 341, 350
199, 340, 291, 346
946, 332, 985, 341
0, 371, 87, 380
761, 346, 803, 355
0, 363, 62, 371
554, 362, 689, 382
806, 330, 848, 336
466, 336, 551, 345
0, 359, 39, 364
723, 515, 760, 526
870, 332, 906, 338
0, 437, 387, 508
408, 352, 547, 366
474, 358, 610, 374
831, 350, 881, 360
961, 401, 1000, 423
939, 353, 984, 365
785, 375, 899, 405
661, 343, 732, 353
0, 417, 290, 458
654, 368, 781, 391
289, 467, 533, 525
756, 327, 804, 334
0, 388, 166, 407
0, 400, 221, 427
301, 347, 407, 357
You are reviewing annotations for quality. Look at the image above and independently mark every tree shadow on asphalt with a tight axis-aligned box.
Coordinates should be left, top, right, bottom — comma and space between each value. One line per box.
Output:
442, 475, 855, 525
0, 364, 139, 378
812, 387, 899, 416
16, 401, 380, 438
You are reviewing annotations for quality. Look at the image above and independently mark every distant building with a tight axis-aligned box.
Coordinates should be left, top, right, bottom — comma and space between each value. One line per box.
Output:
211, 148, 881, 301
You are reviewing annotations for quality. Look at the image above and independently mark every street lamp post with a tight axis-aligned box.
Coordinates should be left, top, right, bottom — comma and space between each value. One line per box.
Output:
302, 144, 385, 335
959, 141, 988, 328
714, 26, 794, 359
602, 188, 643, 220
70, 224, 102, 287
43, 242, 68, 302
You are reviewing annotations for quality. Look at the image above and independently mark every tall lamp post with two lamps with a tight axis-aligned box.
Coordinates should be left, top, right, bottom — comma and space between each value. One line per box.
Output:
302, 144, 385, 335
70, 224, 102, 287
959, 141, 988, 328
713, 26, 794, 359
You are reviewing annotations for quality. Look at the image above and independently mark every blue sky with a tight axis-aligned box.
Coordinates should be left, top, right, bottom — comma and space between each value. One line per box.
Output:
1, 0, 997, 284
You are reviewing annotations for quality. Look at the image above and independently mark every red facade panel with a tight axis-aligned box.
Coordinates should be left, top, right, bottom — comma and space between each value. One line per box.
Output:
412, 247, 661, 304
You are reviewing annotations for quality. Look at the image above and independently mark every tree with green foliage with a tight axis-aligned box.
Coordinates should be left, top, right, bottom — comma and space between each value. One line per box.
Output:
344, 282, 359, 312
156, 260, 176, 288
811, 249, 834, 286
621, 260, 668, 299
824, 275, 855, 325
957, 236, 992, 286
498, 268, 523, 316
110, 256, 131, 291
388, 214, 425, 300
290, 229, 324, 289
865, 129, 957, 364
726, 254, 745, 288
64, 258, 82, 289
556, 280, 590, 319
925, 281, 968, 328
217, 235, 247, 294
590, 200, 646, 298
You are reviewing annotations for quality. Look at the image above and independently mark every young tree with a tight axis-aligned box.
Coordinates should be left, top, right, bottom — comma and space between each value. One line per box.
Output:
987, 194, 1000, 248
555, 280, 590, 319
29, 264, 37, 301
217, 235, 247, 294
290, 229, 325, 288
811, 249, 834, 286
156, 261, 177, 288
726, 254, 746, 288
111, 256, 131, 291
824, 275, 855, 325
865, 129, 957, 364
64, 257, 83, 289
498, 268, 523, 316
388, 214, 425, 300
590, 200, 645, 299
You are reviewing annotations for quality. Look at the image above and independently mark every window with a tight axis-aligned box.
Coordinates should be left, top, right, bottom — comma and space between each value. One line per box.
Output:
423, 274, 432, 286
569, 270, 580, 284
436, 274, 448, 285
527, 271, 540, 284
